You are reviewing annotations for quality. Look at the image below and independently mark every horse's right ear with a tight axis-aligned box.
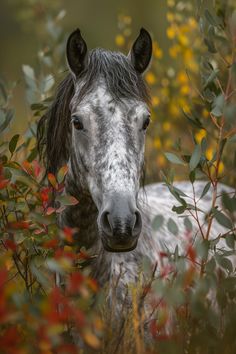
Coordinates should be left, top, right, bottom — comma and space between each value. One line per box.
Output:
66, 29, 88, 78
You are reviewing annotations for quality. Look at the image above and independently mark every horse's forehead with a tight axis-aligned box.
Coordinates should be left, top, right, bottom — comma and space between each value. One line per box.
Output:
74, 85, 147, 120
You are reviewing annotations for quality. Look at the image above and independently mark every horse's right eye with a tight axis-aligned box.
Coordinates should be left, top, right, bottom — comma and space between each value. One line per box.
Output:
72, 116, 84, 130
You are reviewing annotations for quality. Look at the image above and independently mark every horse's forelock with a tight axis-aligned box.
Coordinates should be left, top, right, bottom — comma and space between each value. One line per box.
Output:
77, 49, 151, 104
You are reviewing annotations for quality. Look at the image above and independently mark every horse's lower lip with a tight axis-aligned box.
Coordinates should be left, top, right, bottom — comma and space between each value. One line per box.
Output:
102, 240, 138, 253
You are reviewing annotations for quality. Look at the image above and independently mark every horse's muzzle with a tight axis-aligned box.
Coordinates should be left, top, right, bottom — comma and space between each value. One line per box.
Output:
98, 193, 142, 252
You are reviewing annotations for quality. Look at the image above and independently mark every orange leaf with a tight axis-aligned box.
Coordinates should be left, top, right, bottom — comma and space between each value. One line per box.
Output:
22, 160, 33, 175
48, 173, 58, 189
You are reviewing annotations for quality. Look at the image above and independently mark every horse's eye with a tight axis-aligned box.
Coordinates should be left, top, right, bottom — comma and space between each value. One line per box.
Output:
142, 116, 150, 130
72, 116, 84, 130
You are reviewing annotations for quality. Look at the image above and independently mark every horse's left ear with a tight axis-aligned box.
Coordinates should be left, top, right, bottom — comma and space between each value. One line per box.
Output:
66, 29, 88, 77
129, 28, 152, 74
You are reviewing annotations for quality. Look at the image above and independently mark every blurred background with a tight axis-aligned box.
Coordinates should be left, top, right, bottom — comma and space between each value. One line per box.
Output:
0, 0, 168, 132
1, 0, 235, 186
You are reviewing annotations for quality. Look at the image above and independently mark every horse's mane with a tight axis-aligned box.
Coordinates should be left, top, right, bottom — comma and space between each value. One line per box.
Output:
37, 49, 150, 175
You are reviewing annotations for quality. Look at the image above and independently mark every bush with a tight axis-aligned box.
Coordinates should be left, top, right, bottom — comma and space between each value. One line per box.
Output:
0, 1, 236, 353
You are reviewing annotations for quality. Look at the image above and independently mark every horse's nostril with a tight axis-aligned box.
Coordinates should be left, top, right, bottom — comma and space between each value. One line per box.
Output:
133, 211, 142, 236
100, 211, 113, 236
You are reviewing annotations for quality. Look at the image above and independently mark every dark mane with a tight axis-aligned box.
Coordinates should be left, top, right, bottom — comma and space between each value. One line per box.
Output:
37, 49, 150, 174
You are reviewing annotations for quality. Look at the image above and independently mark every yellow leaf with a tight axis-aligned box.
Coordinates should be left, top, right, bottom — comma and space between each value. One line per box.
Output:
145, 72, 156, 85
151, 96, 160, 107
83, 330, 101, 349
167, 26, 176, 39
115, 35, 125, 47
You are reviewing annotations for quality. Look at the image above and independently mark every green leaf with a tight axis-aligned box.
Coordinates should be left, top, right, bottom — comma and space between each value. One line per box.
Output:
211, 94, 225, 117
9, 134, 20, 154
167, 218, 179, 236
40, 74, 55, 93
30, 103, 46, 111
22, 65, 35, 80
222, 193, 236, 213
184, 217, 192, 231
226, 234, 235, 249
200, 182, 211, 199
0, 109, 14, 133
205, 257, 216, 273
27, 147, 38, 162
164, 152, 185, 165
22, 65, 37, 92
201, 137, 207, 153
152, 214, 164, 230
189, 144, 201, 171
189, 170, 196, 183
182, 109, 203, 129
172, 205, 186, 214
213, 209, 233, 229
205, 9, 221, 27
204, 69, 219, 89
216, 256, 233, 273
204, 38, 217, 53
174, 245, 179, 261
56, 195, 79, 206
142, 256, 152, 274
57, 165, 69, 184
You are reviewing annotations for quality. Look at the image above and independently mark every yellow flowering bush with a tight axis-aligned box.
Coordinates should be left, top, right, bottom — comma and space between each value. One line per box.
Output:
115, 2, 236, 188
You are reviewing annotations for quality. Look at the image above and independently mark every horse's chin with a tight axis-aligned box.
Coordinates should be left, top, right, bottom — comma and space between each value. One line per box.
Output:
102, 239, 138, 253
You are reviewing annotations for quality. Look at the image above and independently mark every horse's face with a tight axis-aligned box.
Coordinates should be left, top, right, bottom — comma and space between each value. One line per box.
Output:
67, 29, 152, 252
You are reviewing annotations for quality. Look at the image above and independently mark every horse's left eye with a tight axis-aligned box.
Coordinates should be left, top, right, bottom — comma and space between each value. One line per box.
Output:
72, 116, 84, 130
142, 116, 150, 130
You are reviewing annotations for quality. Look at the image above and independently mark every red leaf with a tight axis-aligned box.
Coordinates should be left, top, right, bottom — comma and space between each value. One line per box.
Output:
8, 221, 30, 229
43, 239, 59, 249
0, 269, 7, 288
57, 344, 77, 354
150, 319, 158, 338
0, 326, 20, 351
63, 227, 74, 243
32, 160, 41, 177
46, 207, 55, 215
78, 250, 91, 260
68, 196, 79, 205
40, 187, 51, 202
0, 179, 9, 189
73, 308, 85, 328
186, 244, 196, 262
67, 272, 84, 294
34, 228, 44, 235
5, 239, 17, 252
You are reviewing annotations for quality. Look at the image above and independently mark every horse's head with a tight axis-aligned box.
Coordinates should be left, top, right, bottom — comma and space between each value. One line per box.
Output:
66, 29, 152, 252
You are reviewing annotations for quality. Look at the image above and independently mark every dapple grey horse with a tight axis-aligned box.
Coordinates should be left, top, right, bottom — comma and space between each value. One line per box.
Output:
38, 28, 234, 310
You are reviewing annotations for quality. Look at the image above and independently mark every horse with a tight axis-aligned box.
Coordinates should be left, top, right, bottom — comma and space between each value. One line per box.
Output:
37, 28, 234, 325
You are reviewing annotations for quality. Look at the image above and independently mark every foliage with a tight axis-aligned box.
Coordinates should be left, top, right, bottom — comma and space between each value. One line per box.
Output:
1, 0, 236, 353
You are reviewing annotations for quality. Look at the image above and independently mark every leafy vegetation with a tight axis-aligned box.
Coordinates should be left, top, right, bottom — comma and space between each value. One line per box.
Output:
1, 0, 236, 353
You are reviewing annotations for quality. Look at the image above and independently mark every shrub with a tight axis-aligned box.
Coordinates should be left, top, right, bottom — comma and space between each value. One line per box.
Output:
0, 1, 236, 353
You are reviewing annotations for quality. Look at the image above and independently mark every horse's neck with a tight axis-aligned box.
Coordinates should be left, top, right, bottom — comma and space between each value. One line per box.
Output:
60, 171, 99, 251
